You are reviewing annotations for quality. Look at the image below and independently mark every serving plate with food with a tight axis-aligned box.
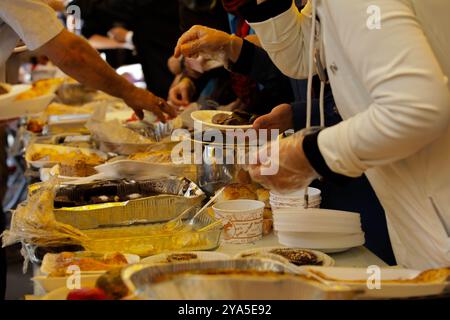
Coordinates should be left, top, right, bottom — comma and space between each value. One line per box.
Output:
299, 266, 450, 298
191, 110, 258, 130
25, 143, 107, 169
33, 251, 140, 293
0, 83, 31, 109
234, 247, 335, 268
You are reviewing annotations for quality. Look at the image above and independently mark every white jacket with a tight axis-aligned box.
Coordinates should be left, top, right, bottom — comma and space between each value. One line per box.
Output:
249, 0, 450, 269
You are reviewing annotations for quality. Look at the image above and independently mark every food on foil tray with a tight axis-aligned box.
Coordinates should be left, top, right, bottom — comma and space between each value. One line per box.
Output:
30, 147, 105, 165
15, 78, 64, 100
27, 118, 45, 133
0, 83, 10, 95
59, 159, 98, 177
212, 111, 258, 126
54, 179, 174, 208
42, 251, 128, 277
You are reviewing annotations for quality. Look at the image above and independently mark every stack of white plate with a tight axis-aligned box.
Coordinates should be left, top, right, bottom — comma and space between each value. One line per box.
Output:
270, 188, 321, 209
273, 208, 365, 253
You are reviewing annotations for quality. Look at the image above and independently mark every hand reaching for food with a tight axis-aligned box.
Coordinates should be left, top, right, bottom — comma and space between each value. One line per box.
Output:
168, 77, 195, 106
123, 87, 176, 122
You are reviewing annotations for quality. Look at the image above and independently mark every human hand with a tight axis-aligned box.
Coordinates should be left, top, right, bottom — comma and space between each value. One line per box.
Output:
247, 131, 318, 193
174, 25, 243, 64
253, 104, 294, 132
168, 77, 195, 107
108, 27, 130, 43
123, 87, 177, 122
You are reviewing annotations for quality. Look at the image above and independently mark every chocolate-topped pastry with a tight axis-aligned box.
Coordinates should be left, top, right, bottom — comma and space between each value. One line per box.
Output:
212, 111, 259, 126
166, 253, 198, 263
90, 195, 119, 204
269, 248, 322, 266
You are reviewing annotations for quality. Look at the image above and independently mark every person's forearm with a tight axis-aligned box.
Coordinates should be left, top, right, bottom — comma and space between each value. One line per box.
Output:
40, 29, 136, 100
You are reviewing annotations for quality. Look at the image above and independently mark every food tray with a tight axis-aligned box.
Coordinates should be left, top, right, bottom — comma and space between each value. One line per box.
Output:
122, 258, 357, 300
95, 140, 179, 155
80, 209, 222, 257
53, 177, 205, 229
25, 143, 107, 169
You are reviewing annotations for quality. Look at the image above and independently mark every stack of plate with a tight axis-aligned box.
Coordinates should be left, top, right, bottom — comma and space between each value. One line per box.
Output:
269, 188, 321, 209
273, 208, 365, 253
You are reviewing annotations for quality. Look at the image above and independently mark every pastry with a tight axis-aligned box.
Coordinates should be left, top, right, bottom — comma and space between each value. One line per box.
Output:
256, 188, 271, 208
0, 83, 10, 95
218, 183, 257, 202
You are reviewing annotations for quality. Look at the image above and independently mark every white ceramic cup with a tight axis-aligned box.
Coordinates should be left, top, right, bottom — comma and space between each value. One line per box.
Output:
213, 200, 265, 244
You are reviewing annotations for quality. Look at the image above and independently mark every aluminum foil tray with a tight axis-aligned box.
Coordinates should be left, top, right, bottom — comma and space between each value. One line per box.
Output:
53, 177, 205, 230
122, 259, 357, 300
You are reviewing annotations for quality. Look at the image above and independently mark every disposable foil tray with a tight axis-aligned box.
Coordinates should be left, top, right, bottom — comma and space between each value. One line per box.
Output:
53, 177, 205, 229
122, 258, 357, 300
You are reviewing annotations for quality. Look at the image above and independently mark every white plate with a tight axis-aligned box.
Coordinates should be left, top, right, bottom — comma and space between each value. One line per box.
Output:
273, 221, 362, 233
272, 208, 361, 221
141, 251, 230, 265
277, 232, 365, 252
234, 246, 335, 267
191, 110, 253, 130
299, 266, 450, 298
1, 94, 54, 121
0, 84, 30, 107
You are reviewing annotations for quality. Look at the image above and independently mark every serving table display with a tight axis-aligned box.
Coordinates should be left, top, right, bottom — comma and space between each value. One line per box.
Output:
1, 77, 448, 301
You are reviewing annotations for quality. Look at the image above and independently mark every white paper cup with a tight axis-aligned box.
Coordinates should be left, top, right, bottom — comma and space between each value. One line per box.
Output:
213, 200, 265, 244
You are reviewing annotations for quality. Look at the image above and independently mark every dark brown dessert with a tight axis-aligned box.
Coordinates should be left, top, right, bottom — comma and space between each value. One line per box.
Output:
269, 248, 322, 266
212, 111, 258, 126
166, 253, 198, 263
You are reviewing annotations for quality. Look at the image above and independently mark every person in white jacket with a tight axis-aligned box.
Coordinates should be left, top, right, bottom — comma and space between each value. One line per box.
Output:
175, 0, 450, 269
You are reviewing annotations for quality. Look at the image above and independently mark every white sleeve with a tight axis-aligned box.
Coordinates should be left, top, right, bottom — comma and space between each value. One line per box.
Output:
0, 0, 64, 51
318, 0, 450, 177
248, 2, 316, 80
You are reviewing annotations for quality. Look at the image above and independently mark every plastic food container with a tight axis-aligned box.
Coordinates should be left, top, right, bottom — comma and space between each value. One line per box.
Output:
269, 187, 321, 209
213, 200, 265, 244
80, 211, 223, 257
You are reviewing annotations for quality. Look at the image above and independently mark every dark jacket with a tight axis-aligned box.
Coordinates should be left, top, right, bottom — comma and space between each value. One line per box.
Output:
71, 0, 180, 97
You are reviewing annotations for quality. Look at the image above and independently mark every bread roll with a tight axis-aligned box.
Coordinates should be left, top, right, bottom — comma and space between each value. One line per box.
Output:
218, 183, 257, 202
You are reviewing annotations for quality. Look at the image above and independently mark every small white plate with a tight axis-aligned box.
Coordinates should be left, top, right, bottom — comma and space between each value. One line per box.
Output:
191, 110, 253, 130
0, 84, 30, 107
277, 231, 365, 252
140, 251, 230, 265
0, 94, 54, 120
234, 246, 335, 268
